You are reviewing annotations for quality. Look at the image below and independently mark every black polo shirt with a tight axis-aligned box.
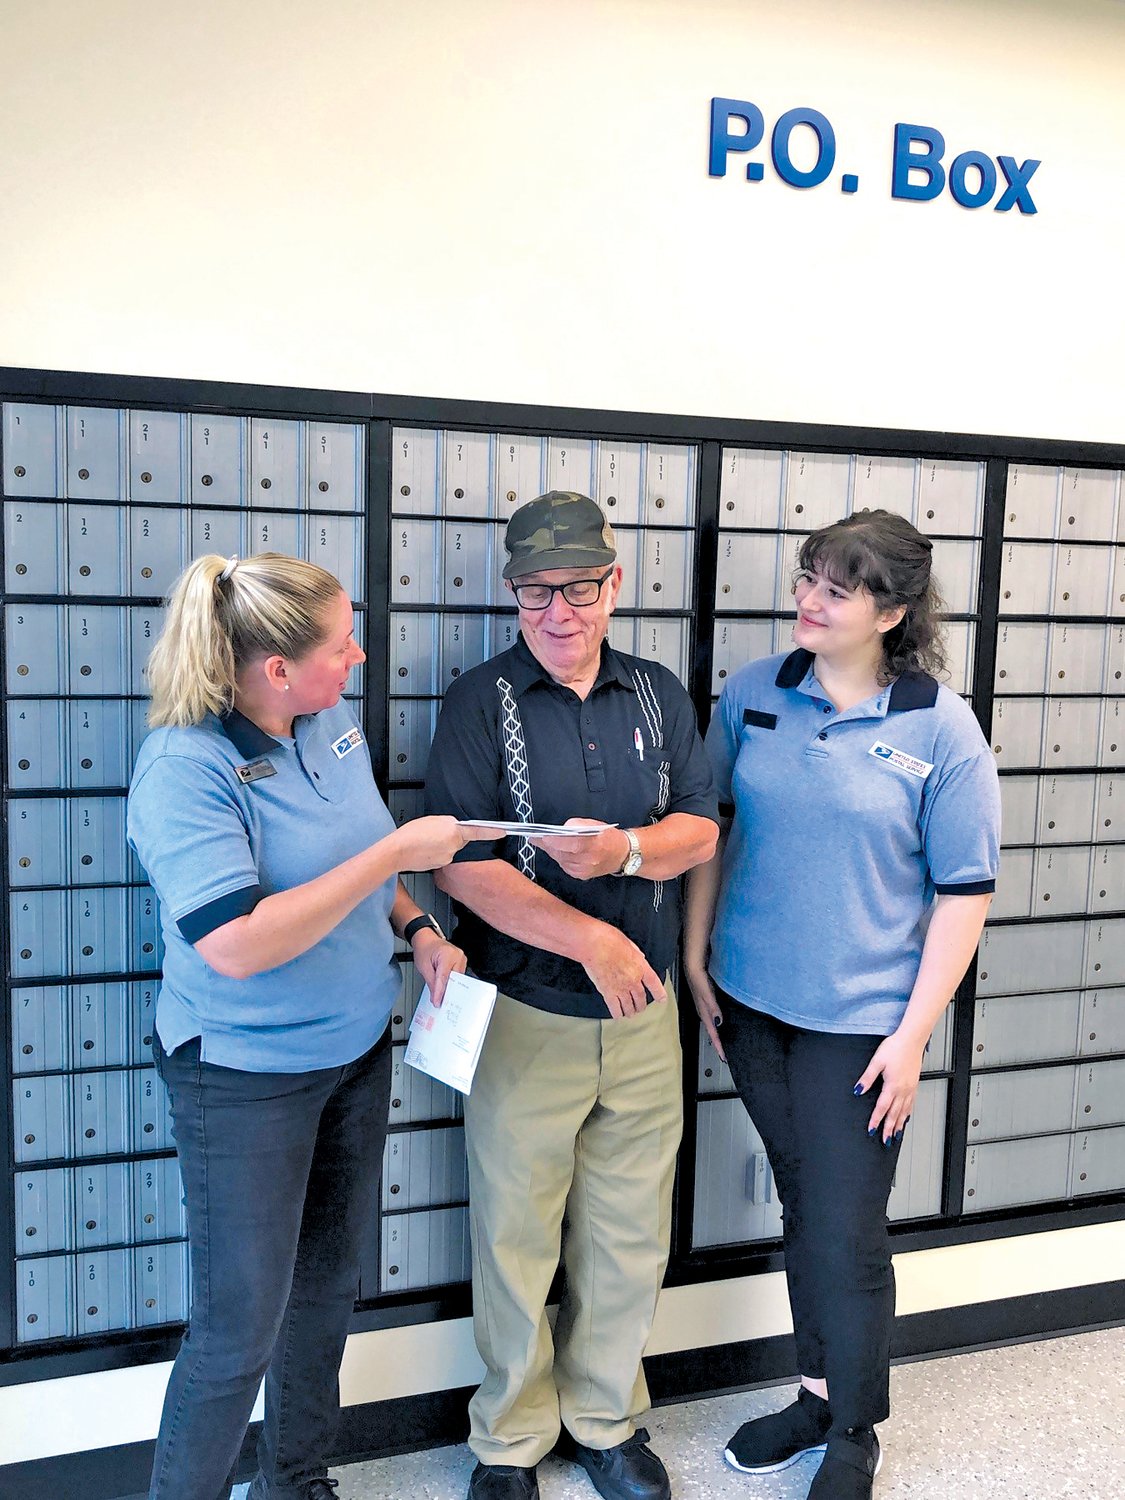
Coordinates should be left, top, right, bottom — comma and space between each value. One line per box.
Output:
424, 635, 718, 1017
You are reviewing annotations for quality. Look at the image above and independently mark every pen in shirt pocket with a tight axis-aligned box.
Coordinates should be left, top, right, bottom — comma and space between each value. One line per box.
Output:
634, 727, 644, 762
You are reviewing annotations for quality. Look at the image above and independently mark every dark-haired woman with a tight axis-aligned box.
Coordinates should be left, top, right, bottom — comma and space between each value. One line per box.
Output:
127, 552, 494, 1500
684, 510, 1000, 1499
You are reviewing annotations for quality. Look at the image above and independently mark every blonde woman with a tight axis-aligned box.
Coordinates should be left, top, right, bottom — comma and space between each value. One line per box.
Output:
127, 553, 491, 1500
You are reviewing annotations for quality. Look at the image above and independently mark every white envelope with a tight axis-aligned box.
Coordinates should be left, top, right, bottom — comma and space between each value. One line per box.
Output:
403, 970, 498, 1095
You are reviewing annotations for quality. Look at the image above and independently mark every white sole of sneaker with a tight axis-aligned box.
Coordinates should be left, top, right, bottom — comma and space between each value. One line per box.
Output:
723, 1441, 828, 1474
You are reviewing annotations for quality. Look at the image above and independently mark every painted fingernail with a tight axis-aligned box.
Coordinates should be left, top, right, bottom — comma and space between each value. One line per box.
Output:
867, 1127, 877, 1138
882, 1135, 892, 1149
905, 1115, 912, 1126
853, 1084, 864, 1096
894, 1129, 903, 1142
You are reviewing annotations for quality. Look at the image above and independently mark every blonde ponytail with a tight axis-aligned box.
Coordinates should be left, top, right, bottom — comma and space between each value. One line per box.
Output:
146, 553, 344, 727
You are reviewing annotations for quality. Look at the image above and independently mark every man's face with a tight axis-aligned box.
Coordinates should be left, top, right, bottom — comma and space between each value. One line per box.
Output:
509, 564, 623, 688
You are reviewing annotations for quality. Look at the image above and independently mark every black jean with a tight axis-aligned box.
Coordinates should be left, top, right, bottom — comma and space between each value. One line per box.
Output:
720, 997, 903, 1432
150, 1027, 392, 1500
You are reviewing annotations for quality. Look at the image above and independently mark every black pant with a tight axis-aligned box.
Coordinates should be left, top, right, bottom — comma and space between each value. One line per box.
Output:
150, 1029, 392, 1500
720, 997, 902, 1432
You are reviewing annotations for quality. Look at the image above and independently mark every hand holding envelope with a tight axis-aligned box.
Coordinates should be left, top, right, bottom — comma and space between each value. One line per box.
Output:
403, 971, 498, 1095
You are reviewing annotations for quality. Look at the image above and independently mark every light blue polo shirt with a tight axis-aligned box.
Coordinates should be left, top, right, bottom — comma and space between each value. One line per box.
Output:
706, 649, 1000, 1036
127, 701, 399, 1071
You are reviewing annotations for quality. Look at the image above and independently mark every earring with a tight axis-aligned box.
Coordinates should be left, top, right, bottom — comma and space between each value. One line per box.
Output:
283, 683, 290, 692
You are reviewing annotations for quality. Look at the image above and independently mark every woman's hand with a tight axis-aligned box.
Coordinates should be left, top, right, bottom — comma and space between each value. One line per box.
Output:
684, 962, 725, 1062
410, 929, 467, 1007
389, 816, 495, 873
854, 1029, 927, 1144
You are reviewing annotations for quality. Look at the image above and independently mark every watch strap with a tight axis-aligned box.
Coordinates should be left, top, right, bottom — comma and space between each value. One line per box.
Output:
403, 912, 445, 944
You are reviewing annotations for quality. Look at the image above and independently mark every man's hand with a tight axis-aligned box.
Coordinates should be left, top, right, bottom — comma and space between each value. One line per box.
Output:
580, 922, 665, 1019
530, 819, 631, 880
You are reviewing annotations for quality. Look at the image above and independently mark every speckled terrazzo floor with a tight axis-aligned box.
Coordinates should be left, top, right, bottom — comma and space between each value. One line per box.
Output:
232, 1324, 1124, 1499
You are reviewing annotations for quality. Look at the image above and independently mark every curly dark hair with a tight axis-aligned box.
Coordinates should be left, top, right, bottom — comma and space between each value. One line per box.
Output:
794, 509, 948, 683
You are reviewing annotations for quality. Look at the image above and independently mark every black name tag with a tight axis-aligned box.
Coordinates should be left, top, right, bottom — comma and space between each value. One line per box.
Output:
743, 709, 778, 730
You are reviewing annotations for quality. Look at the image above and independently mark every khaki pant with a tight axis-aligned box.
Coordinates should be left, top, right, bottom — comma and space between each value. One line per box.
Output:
464, 982, 683, 1466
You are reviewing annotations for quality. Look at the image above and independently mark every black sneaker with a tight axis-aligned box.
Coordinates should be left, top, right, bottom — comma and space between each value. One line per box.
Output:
724, 1385, 831, 1473
806, 1427, 882, 1499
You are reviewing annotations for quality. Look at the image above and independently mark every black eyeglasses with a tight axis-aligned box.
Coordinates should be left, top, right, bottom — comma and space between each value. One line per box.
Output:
511, 567, 615, 611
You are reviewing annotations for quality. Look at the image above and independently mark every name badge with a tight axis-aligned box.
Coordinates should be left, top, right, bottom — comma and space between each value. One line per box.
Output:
235, 758, 277, 785
331, 727, 364, 759
868, 741, 934, 779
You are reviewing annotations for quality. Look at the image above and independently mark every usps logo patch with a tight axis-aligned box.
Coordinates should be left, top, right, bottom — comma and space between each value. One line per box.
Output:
869, 741, 934, 779
331, 727, 364, 760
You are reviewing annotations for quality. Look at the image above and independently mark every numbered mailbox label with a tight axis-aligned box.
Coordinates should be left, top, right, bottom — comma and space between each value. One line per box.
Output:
17, 1255, 74, 1342
442, 522, 491, 606
72, 982, 131, 1069
593, 441, 644, 527
70, 887, 129, 976
128, 409, 184, 504
307, 421, 363, 512
7, 605, 66, 695
307, 514, 365, 600
916, 459, 983, 537
10, 889, 68, 979
129, 607, 167, 695
719, 448, 785, 529
73, 1070, 131, 1158
190, 507, 244, 559
1058, 467, 1117, 543
494, 434, 546, 518
68, 607, 127, 696
16, 1168, 73, 1253
14, 1074, 71, 1163
190, 413, 245, 504
546, 437, 594, 495
4, 500, 65, 592
8, 798, 67, 886
77, 1249, 133, 1335
7, 698, 66, 788
250, 418, 302, 509
785, 451, 850, 531
990, 693, 1047, 769
73, 1162, 131, 1248
391, 428, 440, 513
66, 505, 126, 595
1004, 464, 1060, 539
66, 406, 122, 501
4, 402, 60, 497
852, 455, 917, 524
129, 508, 186, 596
12, 986, 69, 1073
642, 444, 697, 526
390, 520, 441, 604
442, 431, 491, 516
250, 509, 301, 556
67, 699, 132, 788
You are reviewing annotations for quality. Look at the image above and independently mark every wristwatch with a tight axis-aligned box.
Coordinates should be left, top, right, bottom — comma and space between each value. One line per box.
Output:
403, 912, 446, 944
614, 829, 643, 878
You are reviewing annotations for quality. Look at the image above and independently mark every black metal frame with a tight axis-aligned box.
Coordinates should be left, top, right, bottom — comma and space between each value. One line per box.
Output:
2, 365, 1123, 1388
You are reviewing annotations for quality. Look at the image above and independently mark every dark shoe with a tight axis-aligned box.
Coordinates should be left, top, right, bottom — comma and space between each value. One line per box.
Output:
724, 1385, 831, 1473
302, 1482, 339, 1500
467, 1461, 540, 1499
571, 1427, 670, 1500
806, 1428, 882, 1499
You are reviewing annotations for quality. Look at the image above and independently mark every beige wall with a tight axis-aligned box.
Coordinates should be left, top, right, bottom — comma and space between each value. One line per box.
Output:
1, 0, 1123, 438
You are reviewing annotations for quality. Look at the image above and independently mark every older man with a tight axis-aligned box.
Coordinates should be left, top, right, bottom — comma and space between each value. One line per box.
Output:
424, 491, 719, 1500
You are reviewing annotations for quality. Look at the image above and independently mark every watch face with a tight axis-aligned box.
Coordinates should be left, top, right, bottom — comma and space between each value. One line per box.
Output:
623, 852, 643, 876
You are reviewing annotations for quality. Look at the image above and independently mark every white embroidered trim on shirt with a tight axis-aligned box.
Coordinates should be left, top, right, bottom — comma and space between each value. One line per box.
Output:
497, 676, 536, 879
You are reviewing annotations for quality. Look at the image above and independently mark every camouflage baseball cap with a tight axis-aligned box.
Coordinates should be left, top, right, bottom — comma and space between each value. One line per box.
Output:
502, 491, 617, 579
